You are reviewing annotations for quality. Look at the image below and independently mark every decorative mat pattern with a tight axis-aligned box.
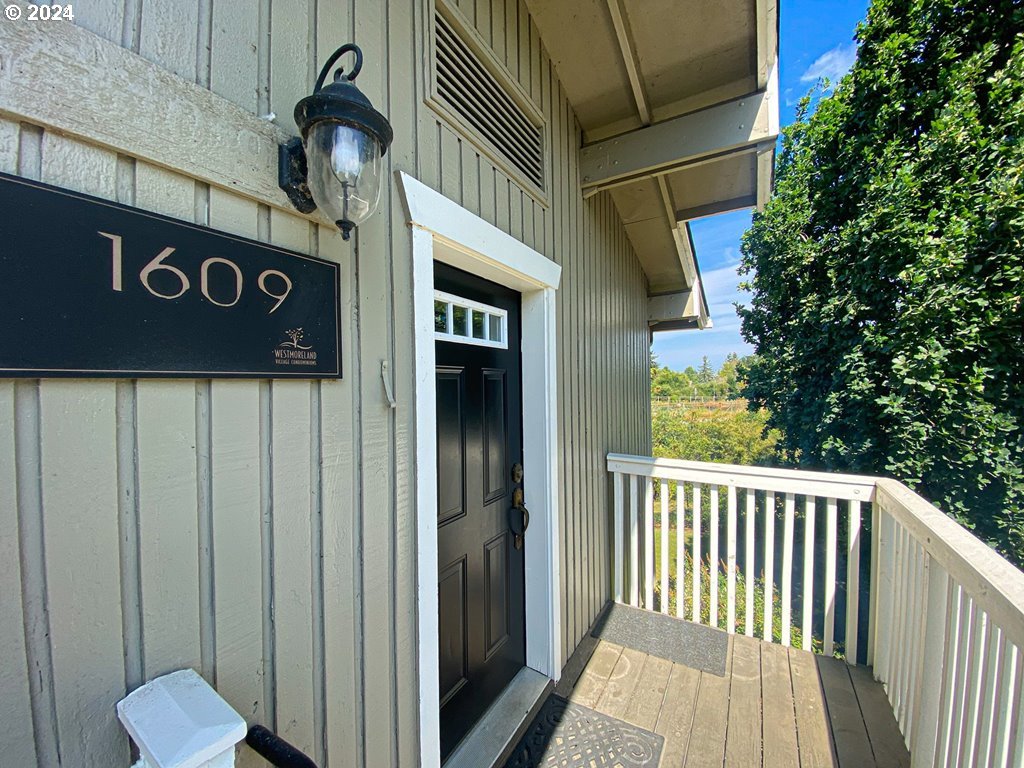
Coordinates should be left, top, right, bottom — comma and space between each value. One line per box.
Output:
503, 695, 664, 768
592, 603, 729, 677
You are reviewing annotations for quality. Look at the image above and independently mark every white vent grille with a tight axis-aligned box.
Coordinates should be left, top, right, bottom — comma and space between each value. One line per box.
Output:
435, 13, 544, 189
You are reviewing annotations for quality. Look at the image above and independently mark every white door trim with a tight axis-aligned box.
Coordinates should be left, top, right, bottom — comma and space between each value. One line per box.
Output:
398, 171, 562, 768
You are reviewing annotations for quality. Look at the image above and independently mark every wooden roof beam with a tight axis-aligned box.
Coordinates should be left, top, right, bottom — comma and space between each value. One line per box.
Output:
675, 194, 757, 223
648, 284, 711, 332
756, 0, 780, 92
605, 0, 651, 126
579, 89, 778, 193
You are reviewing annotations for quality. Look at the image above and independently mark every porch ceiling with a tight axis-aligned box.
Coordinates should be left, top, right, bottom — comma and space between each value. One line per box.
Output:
526, 0, 779, 329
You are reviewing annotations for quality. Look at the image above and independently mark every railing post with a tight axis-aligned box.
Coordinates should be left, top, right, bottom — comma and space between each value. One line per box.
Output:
710, 486, 719, 629
744, 489, 755, 637
823, 497, 838, 656
675, 482, 686, 619
846, 499, 862, 664
660, 480, 669, 614
726, 486, 737, 634
781, 493, 795, 647
629, 474, 639, 606
644, 477, 655, 610
763, 491, 775, 642
692, 483, 701, 624
868, 502, 879, 666
802, 496, 816, 652
613, 471, 623, 603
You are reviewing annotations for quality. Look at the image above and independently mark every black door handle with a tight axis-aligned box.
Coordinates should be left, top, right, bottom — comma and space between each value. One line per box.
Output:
509, 503, 529, 536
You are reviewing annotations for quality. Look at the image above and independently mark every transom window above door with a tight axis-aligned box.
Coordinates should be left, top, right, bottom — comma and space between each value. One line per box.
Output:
434, 290, 508, 349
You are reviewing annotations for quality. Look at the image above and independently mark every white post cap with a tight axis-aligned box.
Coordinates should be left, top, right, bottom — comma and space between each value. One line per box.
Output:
116, 669, 247, 768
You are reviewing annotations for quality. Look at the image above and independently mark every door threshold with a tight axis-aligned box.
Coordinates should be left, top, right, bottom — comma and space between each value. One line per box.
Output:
443, 667, 551, 768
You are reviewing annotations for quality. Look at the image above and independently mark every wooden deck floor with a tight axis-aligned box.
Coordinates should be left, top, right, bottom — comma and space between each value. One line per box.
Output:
554, 631, 911, 768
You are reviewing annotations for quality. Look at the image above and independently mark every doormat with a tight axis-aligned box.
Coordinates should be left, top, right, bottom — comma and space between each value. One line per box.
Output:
591, 603, 729, 677
502, 695, 663, 768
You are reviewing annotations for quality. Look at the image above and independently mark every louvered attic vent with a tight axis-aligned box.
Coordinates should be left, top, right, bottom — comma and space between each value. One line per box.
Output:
435, 13, 544, 189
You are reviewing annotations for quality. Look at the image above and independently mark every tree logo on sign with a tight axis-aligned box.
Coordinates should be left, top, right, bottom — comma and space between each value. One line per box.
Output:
280, 328, 313, 350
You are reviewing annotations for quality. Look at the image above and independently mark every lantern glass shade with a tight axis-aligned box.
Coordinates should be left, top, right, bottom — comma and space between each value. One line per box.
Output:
306, 121, 383, 231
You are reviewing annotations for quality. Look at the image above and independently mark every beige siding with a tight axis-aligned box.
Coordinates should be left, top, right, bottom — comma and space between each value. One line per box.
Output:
0, 0, 650, 764
428, 0, 651, 660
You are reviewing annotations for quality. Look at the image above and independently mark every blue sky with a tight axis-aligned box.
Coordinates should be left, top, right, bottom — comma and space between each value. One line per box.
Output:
652, 0, 870, 372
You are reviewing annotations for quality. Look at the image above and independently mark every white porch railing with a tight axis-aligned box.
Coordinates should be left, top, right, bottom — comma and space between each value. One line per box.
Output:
607, 453, 1024, 768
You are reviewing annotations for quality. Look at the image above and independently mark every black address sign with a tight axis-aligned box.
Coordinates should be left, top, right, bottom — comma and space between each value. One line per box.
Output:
0, 172, 341, 378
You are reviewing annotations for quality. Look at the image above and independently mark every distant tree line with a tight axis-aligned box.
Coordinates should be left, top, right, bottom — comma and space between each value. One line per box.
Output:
650, 353, 751, 401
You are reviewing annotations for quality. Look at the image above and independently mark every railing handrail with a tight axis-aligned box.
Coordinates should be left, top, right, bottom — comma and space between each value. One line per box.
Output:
606, 453, 877, 502
876, 478, 1024, 651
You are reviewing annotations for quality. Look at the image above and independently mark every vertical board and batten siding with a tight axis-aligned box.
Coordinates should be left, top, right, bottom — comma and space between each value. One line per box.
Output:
428, 0, 651, 664
0, 0, 650, 765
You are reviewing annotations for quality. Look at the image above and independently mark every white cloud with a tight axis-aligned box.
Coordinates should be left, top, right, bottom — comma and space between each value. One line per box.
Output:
700, 263, 748, 301
800, 43, 857, 84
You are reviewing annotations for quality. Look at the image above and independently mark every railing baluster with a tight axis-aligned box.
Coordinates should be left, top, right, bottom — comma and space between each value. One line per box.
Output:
629, 474, 639, 606
902, 541, 925, 740
911, 563, 951, 767
1000, 643, 1023, 768
802, 496, 816, 651
660, 479, 669, 615
692, 483, 701, 624
675, 482, 686, 619
956, 603, 985, 767
710, 486, 719, 629
868, 502, 879, 666
846, 499, 861, 664
904, 536, 922, 733
745, 489, 755, 637
990, 637, 1018, 767
935, 583, 963, 766
875, 509, 896, 680
823, 497, 838, 656
727, 486, 737, 634
613, 472, 624, 603
972, 623, 1001, 767
889, 525, 908, 719
644, 478, 655, 611
781, 492, 795, 647
950, 596, 977, 761
763, 491, 775, 642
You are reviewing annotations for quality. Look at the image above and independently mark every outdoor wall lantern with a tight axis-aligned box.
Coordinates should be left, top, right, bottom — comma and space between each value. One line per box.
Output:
279, 43, 394, 240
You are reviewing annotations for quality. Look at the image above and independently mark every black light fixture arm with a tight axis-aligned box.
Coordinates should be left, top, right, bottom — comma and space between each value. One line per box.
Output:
314, 43, 363, 91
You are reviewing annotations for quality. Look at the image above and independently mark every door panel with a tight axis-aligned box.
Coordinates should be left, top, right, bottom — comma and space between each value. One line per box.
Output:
436, 368, 466, 526
438, 558, 468, 706
435, 263, 525, 761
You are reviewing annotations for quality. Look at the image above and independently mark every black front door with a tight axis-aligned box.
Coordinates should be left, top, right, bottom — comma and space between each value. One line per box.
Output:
435, 263, 526, 761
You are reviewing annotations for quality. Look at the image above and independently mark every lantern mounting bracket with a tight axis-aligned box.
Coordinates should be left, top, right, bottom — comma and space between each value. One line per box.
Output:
278, 138, 317, 214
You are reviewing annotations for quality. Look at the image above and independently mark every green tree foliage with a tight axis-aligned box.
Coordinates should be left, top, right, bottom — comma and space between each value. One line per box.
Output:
739, 0, 1024, 564
653, 405, 781, 467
